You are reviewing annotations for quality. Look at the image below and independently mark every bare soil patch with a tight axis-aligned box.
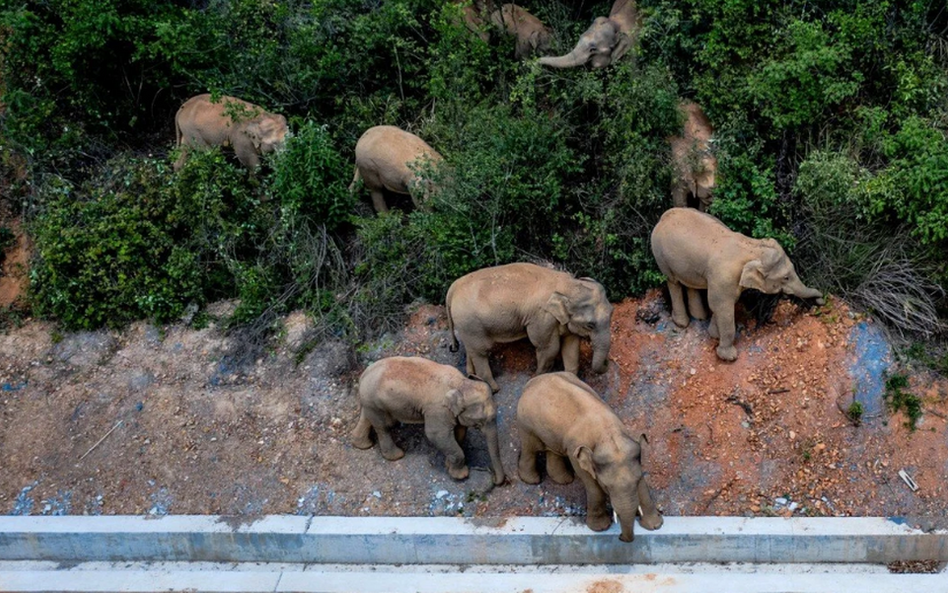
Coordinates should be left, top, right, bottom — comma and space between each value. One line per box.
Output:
1, 291, 946, 529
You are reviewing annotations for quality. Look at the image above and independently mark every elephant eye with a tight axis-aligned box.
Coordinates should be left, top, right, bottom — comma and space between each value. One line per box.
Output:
584, 321, 596, 330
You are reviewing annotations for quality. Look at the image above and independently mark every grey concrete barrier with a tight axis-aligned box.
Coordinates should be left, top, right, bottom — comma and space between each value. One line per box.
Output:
0, 516, 945, 565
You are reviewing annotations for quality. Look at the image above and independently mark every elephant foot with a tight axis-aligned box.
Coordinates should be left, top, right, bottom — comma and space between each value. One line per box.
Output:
639, 511, 664, 531
716, 345, 737, 361
586, 509, 613, 532
380, 446, 405, 461
492, 470, 508, 486
488, 380, 500, 394
518, 467, 541, 485
672, 312, 690, 328
448, 464, 470, 481
707, 320, 719, 338
546, 457, 574, 485
351, 435, 374, 450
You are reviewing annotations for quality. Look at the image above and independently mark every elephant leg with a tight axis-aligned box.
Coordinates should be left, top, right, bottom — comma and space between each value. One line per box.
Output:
560, 334, 580, 375
370, 189, 389, 214
671, 185, 688, 209
517, 428, 544, 484
687, 288, 708, 320
465, 352, 476, 376
454, 424, 467, 445
667, 280, 690, 328
708, 292, 738, 361
367, 410, 404, 460
173, 146, 190, 171
546, 452, 574, 485
350, 412, 375, 449
467, 345, 498, 393
427, 422, 469, 480
527, 323, 561, 374
707, 313, 719, 338
576, 467, 612, 532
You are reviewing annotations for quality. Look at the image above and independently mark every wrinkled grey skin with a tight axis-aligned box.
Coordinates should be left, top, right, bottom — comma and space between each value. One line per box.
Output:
351, 356, 506, 485
490, 4, 553, 59
446, 263, 613, 393
518, 372, 663, 542
651, 208, 825, 361
174, 94, 288, 170
539, 0, 639, 69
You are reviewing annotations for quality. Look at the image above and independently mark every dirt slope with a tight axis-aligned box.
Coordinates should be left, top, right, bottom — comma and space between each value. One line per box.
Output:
1, 292, 946, 529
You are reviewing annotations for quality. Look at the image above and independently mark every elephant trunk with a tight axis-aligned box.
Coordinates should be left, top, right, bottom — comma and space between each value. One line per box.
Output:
482, 420, 506, 486
591, 330, 612, 374
612, 493, 641, 543
538, 46, 591, 69
785, 275, 825, 305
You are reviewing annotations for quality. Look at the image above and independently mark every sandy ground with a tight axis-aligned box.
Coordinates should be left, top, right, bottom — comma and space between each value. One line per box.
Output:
1, 291, 946, 531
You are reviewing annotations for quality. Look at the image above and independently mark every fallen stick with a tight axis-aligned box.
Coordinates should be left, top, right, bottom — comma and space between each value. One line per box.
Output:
78, 419, 124, 460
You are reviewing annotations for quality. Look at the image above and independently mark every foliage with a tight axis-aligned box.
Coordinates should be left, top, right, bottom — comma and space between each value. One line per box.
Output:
883, 372, 923, 431
846, 401, 863, 426
3, 0, 948, 349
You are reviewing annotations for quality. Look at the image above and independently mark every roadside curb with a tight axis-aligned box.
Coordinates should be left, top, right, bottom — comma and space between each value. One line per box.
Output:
1, 516, 945, 565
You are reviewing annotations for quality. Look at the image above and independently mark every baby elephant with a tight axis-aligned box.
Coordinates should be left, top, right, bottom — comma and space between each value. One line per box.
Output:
518, 372, 663, 542
174, 94, 288, 170
446, 262, 613, 393
350, 125, 444, 214
669, 101, 716, 211
651, 208, 824, 361
351, 356, 506, 486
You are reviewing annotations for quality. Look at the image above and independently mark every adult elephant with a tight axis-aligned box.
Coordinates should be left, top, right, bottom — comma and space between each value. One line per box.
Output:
490, 4, 553, 59
446, 262, 613, 392
669, 101, 717, 211
350, 125, 444, 214
174, 94, 288, 171
518, 372, 663, 542
538, 0, 640, 69
351, 356, 506, 486
651, 208, 824, 361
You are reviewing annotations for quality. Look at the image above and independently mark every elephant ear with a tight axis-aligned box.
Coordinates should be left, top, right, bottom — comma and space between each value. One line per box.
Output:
739, 260, 766, 291
446, 389, 465, 417
574, 445, 597, 479
543, 292, 571, 325
244, 121, 263, 149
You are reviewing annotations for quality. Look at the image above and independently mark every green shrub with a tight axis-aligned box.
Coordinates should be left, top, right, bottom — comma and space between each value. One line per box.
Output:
883, 372, 924, 430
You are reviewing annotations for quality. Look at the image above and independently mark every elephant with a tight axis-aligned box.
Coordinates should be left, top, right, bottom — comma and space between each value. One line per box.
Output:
538, 0, 640, 69
490, 4, 553, 59
349, 125, 444, 214
452, 0, 494, 42
669, 101, 717, 212
517, 372, 663, 542
174, 94, 288, 171
650, 208, 825, 361
351, 356, 506, 486
446, 262, 613, 393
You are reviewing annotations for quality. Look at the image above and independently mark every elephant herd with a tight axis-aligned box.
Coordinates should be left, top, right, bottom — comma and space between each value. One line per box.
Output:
166, 1, 826, 542
352, 245, 821, 541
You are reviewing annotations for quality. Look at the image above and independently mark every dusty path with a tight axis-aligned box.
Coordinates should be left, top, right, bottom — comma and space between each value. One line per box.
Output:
1, 292, 946, 529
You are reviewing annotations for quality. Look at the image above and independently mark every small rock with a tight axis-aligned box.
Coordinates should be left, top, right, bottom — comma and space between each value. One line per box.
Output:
436, 490, 449, 499
788, 502, 799, 512
372, 491, 382, 499
775, 497, 788, 506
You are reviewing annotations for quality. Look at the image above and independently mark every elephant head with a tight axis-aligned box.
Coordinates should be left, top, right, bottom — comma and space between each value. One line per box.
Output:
543, 279, 613, 373
447, 378, 506, 485
538, 0, 639, 69
245, 114, 288, 155
739, 240, 825, 304
575, 433, 662, 542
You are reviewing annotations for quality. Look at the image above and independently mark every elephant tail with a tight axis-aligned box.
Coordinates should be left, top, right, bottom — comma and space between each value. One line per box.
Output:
445, 284, 459, 353
349, 165, 361, 193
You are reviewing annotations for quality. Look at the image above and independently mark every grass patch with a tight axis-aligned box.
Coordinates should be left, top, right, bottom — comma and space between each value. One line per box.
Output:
883, 373, 923, 430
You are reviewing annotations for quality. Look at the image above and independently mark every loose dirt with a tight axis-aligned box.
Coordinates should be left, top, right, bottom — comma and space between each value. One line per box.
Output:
1, 291, 946, 529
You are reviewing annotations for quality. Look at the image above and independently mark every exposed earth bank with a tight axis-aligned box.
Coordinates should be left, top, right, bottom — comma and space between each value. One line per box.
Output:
1, 292, 946, 530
